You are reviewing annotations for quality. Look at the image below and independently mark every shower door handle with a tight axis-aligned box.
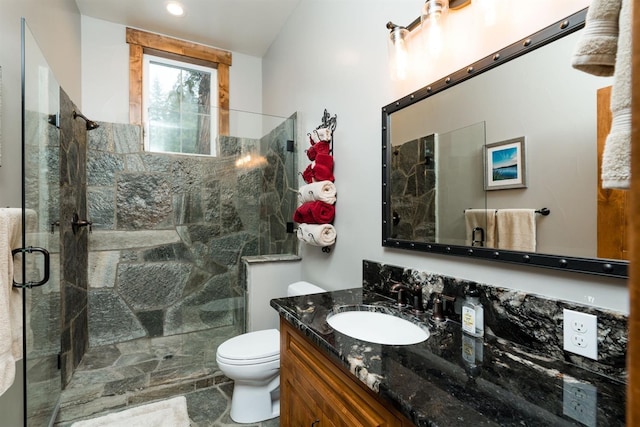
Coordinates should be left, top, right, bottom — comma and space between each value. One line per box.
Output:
12, 246, 50, 289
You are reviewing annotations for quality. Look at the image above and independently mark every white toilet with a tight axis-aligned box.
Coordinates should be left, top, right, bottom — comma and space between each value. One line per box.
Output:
216, 280, 326, 423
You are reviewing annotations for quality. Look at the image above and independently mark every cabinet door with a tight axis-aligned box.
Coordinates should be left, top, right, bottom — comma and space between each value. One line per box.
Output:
281, 319, 407, 427
281, 366, 322, 426
282, 365, 340, 427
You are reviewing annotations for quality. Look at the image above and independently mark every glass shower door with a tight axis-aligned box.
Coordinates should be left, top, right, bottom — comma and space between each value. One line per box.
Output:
21, 19, 62, 426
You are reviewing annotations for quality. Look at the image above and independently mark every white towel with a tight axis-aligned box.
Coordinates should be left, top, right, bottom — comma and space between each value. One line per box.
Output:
496, 209, 536, 252
464, 209, 496, 247
571, 0, 621, 76
0, 208, 24, 396
601, 0, 631, 189
297, 223, 336, 247
297, 181, 337, 205
310, 127, 332, 143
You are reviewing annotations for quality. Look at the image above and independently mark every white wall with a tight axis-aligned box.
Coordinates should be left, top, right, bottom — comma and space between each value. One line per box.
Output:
80, 16, 264, 124
262, 0, 629, 313
245, 259, 302, 332
0, 0, 81, 208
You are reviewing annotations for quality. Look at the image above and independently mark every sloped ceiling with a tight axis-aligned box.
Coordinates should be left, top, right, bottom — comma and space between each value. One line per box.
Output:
74, 0, 301, 57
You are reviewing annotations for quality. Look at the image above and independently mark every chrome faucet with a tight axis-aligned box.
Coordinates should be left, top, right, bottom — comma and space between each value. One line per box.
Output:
390, 282, 424, 314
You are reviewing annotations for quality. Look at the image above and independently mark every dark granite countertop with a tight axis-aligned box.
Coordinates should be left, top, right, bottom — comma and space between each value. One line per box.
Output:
270, 288, 626, 427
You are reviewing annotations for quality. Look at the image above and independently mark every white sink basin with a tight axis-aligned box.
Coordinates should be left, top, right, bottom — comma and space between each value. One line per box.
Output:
326, 307, 429, 345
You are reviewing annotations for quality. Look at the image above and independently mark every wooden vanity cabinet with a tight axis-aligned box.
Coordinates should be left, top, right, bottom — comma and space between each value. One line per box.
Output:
280, 319, 414, 427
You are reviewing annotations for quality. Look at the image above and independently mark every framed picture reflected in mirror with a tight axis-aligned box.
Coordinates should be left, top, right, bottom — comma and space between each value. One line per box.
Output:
484, 137, 526, 191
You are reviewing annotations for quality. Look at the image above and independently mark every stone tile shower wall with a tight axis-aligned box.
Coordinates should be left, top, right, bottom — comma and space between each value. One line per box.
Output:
86, 117, 297, 347
22, 91, 91, 397
59, 91, 90, 387
390, 135, 435, 241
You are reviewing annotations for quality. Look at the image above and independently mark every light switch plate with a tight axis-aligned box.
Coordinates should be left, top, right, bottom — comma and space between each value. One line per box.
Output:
563, 309, 598, 360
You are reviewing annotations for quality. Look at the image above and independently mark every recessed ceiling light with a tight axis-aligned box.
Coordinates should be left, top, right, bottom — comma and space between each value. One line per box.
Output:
166, 1, 185, 16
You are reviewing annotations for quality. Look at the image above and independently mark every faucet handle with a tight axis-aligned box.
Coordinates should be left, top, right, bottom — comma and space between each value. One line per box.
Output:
431, 294, 445, 321
411, 285, 424, 314
389, 282, 409, 308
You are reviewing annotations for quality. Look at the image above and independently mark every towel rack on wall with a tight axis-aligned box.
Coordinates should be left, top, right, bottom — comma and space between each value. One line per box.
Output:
293, 109, 338, 253
463, 207, 551, 216
316, 108, 337, 153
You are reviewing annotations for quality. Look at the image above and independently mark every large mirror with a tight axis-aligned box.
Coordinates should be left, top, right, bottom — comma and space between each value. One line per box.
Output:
382, 8, 628, 278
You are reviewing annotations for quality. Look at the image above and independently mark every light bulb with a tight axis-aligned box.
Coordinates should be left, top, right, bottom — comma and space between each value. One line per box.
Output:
421, 0, 449, 25
387, 24, 410, 81
421, 0, 449, 57
427, 16, 444, 57
166, 2, 185, 16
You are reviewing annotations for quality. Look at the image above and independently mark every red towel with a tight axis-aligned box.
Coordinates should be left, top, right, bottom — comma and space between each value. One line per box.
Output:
301, 154, 334, 183
306, 145, 317, 161
312, 154, 334, 182
302, 164, 313, 183
315, 141, 331, 156
293, 201, 335, 224
306, 141, 331, 161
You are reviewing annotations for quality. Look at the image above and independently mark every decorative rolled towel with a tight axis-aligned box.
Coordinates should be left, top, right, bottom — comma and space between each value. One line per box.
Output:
300, 154, 335, 184
601, 0, 631, 189
310, 127, 332, 143
306, 141, 331, 161
297, 223, 337, 246
293, 201, 335, 224
571, 0, 621, 76
298, 180, 337, 205
312, 154, 334, 182
306, 145, 317, 161
302, 164, 314, 183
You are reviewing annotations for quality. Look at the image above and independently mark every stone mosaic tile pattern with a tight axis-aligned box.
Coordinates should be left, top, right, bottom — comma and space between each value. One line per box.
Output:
54, 328, 279, 426
85, 116, 297, 347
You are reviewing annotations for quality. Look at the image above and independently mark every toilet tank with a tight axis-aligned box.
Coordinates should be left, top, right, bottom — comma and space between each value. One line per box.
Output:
287, 281, 326, 296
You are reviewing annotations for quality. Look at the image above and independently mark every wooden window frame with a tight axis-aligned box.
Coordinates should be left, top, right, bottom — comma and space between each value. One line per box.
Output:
126, 27, 231, 135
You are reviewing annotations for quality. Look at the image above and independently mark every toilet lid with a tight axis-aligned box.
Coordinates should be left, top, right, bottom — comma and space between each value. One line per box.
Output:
217, 329, 280, 364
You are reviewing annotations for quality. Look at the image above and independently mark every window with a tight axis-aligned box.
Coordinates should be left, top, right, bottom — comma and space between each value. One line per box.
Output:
126, 27, 232, 150
143, 55, 218, 155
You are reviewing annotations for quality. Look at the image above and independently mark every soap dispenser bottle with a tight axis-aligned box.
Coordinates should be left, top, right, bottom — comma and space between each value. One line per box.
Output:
462, 284, 484, 337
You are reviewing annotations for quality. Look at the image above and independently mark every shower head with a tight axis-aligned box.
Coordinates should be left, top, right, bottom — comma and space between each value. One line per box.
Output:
72, 110, 100, 131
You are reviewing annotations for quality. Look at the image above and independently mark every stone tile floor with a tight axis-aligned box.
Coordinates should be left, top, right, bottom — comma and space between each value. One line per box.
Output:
52, 327, 279, 426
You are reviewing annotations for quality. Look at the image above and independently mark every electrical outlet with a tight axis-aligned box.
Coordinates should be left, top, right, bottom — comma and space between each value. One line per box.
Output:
563, 377, 597, 427
563, 309, 598, 360
571, 334, 588, 348
569, 317, 589, 334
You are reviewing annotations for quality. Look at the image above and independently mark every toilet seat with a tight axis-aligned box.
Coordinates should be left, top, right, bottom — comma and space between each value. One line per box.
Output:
216, 329, 280, 366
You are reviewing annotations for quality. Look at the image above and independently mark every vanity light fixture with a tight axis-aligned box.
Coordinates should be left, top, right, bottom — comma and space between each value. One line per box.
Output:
386, 0, 472, 79
166, 1, 185, 17
386, 22, 410, 81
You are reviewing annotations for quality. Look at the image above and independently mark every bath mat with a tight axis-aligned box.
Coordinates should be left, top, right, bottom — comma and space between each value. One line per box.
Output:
70, 395, 190, 427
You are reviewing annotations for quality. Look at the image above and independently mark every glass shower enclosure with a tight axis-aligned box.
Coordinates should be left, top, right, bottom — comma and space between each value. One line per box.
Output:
20, 18, 299, 426
21, 19, 63, 426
